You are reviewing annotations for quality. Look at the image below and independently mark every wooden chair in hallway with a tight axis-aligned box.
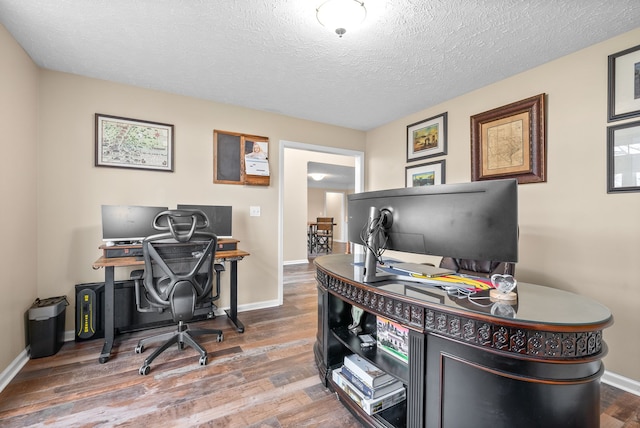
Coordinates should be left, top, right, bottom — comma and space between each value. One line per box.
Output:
313, 217, 334, 253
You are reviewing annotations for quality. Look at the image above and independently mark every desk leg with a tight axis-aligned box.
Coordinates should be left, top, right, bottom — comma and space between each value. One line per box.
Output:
99, 266, 115, 363
224, 260, 245, 333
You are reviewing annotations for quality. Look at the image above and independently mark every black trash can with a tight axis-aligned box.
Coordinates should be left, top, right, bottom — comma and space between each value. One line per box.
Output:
28, 296, 68, 358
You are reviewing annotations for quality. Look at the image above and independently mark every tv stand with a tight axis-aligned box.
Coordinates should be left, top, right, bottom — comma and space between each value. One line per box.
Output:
314, 254, 612, 428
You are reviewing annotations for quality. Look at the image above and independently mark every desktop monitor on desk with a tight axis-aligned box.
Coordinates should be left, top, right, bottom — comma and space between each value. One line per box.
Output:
347, 179, 518, 281
177, 205, 232, 238
101, 205, 169, 244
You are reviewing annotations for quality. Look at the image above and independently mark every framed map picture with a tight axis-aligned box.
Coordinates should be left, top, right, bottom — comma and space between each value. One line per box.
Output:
95, 114, 174, 171
470, 94, 546, 184
406, 113, 447, 162
405, 160, 445, 187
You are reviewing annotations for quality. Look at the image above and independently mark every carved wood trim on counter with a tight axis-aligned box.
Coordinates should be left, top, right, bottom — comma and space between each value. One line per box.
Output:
316, 269, 604, 360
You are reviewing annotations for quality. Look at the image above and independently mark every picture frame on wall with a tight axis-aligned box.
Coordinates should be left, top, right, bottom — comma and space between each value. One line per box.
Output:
608, 43, 640, 122
95, 114, 174, 172
405, 160, 445, 187
406, 112, 447, 162
607, 119, 640, 193
470, 94, 546, 184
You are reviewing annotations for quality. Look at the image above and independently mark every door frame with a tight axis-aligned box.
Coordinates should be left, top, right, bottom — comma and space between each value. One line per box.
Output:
278, 140, 364, 304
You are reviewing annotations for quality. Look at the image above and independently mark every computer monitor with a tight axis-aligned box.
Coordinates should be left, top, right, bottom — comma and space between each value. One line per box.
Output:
177, 205, 232, 238
101, 205, 168, 243
347, 179, 518, 264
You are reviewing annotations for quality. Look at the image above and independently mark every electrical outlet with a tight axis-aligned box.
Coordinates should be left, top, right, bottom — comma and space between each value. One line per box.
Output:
250, 206, 261, 217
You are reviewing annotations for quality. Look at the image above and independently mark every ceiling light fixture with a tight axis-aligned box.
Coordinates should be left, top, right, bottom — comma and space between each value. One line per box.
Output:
316, 0, 366, 38
309, 173, 326, 181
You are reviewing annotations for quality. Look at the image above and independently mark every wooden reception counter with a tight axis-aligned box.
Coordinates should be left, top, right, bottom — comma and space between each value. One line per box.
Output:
313, 254, 612, 428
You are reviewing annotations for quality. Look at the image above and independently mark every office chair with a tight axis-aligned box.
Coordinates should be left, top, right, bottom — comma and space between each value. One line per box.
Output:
313, 217, 334, 253
439, 257, 515, 278
132, 209, 223, 375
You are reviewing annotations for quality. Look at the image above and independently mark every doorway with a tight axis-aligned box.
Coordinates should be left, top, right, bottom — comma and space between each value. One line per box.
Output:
278, 140, 364, 305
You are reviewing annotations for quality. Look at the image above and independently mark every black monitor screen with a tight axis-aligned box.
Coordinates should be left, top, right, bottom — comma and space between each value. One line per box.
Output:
101, 205, 168, 243
177, 205, 232, 238
347, 179, 518, 263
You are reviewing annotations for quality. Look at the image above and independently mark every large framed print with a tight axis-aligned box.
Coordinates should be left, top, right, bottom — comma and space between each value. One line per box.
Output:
608, 44, 640, 122
471, 94, 546, 184
405, 160, 445, 187
607, 120, 640, 193
95, 114, 174, 171
406, 113, 447, 162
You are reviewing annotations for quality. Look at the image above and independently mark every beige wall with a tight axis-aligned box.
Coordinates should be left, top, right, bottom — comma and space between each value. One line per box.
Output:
365, 28, 640, 382
0, 26, 39, 372
34, 70, 365, 332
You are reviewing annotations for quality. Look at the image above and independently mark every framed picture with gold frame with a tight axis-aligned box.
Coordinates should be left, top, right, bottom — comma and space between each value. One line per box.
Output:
406, 112, 447, 162
470, 94, 546, 184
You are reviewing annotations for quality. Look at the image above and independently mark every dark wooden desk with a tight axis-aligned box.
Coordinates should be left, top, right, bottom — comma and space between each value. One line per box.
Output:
314, 254, 613, 428
92, 241, 249, 364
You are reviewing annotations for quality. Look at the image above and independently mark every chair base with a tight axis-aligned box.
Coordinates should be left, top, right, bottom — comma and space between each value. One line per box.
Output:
135, 321, 223, 375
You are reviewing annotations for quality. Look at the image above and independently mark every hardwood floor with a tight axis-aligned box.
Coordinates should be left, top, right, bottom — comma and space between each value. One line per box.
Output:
1, 245, 638, 427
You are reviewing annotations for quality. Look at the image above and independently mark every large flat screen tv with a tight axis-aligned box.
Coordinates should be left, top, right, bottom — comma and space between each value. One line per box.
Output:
347, 179, 518, 264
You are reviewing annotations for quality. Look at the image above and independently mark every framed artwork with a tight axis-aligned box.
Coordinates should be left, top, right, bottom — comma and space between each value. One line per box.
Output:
95, 114, 174, 171
608, 44, 640, 122
406, 112, 447, 162
607, 120, 640, 193
405, 159, 445, 187
470, 94, 546, 184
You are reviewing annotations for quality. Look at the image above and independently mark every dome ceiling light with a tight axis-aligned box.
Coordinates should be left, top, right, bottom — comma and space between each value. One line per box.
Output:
316, 0, 367, 38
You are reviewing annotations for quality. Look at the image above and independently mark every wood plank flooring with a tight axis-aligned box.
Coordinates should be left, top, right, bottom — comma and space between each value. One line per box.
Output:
1, 246, 638, 427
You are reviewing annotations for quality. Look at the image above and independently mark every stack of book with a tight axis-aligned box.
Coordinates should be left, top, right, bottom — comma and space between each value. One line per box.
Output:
331, 354, 405, 415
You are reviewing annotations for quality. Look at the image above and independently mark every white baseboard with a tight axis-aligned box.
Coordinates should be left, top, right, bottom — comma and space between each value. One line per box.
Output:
602, 370, 640, 396
0, 347, 29, 393
283, 259, 312, 266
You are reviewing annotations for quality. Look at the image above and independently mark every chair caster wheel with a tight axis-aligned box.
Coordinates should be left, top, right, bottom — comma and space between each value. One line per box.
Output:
139, 365, 150, 375
178, 341, 185, 350
199, 355, 208, 366
135, 345, 144, 354
217, 333, 223, 342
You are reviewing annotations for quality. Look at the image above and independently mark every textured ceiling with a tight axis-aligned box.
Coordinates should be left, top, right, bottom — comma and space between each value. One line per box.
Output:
1, 1, 639, 131
307, 162, 355, 189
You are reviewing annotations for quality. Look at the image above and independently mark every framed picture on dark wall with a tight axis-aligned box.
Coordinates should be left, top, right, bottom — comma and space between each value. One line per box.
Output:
607, 120, 640, 193
406, 113, 447, 162
470, 94, 546, 184
405, 160, 445, 187
608, 43, 640, 122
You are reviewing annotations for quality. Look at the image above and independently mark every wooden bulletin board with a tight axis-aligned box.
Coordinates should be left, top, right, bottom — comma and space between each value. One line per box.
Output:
213, 130, 270, 186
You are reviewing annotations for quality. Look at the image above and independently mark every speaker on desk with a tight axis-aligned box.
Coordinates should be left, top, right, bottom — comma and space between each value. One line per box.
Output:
75, 281, 215, 341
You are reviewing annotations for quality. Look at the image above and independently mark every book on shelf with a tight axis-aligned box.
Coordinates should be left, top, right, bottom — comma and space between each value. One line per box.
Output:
341, 365, 404, 399
332, 367, 406, 415
376, 316, 409, 363
343, 354, 394, 388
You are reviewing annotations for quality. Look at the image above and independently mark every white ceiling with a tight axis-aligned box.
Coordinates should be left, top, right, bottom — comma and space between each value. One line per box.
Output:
1, 1, 639, 131
307, 161, 355, 189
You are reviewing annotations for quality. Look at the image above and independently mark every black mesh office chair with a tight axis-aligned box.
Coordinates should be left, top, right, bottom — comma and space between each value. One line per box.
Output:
439, 257, 515, 278
132, 210, 223, 375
